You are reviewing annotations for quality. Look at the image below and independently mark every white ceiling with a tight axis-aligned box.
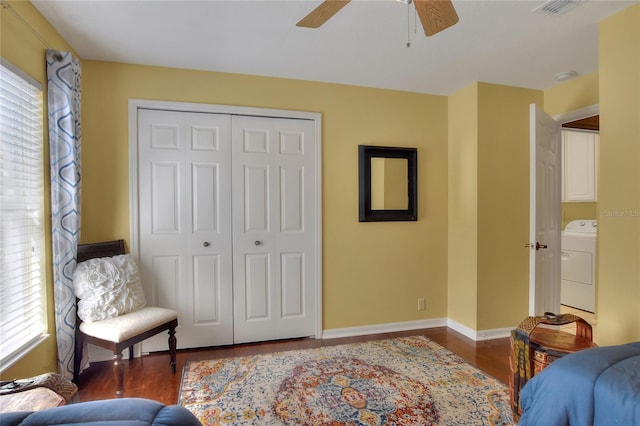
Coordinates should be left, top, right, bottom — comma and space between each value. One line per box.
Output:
32, 0, 638, 96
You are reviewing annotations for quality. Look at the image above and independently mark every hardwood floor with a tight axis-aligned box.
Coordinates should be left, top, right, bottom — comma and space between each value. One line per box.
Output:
76, 327, 511, 405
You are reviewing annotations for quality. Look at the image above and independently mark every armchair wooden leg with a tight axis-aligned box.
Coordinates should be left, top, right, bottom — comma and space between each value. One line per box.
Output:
168, 325, 177, 374
113, 352, 124, 398
73, 332, 84, 384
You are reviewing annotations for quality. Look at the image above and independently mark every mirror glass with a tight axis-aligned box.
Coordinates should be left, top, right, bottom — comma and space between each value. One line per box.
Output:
371, 158, 409, 210
359, 145, 417, 222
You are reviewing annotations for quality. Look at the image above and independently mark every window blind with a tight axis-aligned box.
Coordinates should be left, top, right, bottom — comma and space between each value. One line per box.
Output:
0, 60, 47, 371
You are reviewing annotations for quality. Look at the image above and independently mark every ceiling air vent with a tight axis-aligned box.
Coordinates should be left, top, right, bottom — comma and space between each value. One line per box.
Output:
532, 0, 582, 16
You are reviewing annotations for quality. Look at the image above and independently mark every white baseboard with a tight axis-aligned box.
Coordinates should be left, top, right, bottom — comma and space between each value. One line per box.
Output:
87, 319, 513, 362
322, 318, 513, 342
321, 318, 447, 339
447, 319, 514, 341
476, 327, 514, 341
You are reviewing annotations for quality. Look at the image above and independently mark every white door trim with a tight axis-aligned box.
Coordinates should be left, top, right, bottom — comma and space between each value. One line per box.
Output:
553, 104, 599, 124
128, 99, 323, 339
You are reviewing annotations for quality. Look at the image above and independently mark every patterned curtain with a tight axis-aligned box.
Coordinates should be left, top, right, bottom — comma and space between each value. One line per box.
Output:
46, 50, 82, 380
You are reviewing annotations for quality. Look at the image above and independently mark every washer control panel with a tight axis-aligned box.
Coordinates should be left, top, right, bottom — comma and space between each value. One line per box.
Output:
564, 220, 597, 233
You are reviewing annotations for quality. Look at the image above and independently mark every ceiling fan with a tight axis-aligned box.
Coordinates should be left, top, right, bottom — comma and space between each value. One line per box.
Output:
296, 0, 459, 37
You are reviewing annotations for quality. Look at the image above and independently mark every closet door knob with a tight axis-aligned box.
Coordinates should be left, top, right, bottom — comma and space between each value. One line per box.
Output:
254, 240, 262, 246
203, 241, 210, 247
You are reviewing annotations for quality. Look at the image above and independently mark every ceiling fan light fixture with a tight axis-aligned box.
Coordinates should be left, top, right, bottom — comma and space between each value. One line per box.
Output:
297, 0, 458, 37
555, 70, 579, 81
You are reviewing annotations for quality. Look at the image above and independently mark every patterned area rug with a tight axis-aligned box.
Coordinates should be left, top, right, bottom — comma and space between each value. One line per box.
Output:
179, 335, 514, 425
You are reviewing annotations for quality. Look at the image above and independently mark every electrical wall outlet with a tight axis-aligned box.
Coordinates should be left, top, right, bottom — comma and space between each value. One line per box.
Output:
417, 298, 426, 311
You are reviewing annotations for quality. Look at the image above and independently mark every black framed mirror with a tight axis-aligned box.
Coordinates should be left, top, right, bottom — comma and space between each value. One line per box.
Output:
359, 145, 418, 222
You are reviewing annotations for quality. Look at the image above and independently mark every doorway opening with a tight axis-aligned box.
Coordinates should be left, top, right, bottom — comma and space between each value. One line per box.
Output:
558, 110, 599, 342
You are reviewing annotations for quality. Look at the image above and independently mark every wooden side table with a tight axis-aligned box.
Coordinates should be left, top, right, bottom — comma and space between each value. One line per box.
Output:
529, 319, 596, 373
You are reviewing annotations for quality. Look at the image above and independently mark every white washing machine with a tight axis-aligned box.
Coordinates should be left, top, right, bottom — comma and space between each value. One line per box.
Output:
561, 219, 597, 312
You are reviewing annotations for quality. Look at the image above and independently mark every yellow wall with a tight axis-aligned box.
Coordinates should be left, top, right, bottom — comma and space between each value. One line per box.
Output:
448, 83, 543, 331
447, 83, 479, 329
544, 72, 599, 117
81, 61, 450, 330
0, 1, 76, 378
477, 83, 544, 330
597, 4, 640, 345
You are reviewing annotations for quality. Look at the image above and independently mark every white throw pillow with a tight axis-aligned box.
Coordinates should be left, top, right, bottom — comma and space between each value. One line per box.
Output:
73, 254, 147, 323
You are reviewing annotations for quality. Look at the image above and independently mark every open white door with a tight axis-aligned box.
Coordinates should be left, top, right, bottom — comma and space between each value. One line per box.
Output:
529, 104, 562, 316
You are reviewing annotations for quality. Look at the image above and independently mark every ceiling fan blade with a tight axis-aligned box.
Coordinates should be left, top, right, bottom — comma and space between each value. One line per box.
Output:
296, 0, 351, 28
414, 0, 459, 37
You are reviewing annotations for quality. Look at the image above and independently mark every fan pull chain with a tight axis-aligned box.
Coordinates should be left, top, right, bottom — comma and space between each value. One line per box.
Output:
406, 2, 411, 48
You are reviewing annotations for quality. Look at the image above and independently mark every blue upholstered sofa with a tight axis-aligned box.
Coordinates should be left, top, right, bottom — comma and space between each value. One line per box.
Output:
0, 397, 201, 426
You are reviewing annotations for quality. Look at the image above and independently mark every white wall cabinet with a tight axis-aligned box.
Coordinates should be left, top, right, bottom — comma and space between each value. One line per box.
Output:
562, 130, 598, 202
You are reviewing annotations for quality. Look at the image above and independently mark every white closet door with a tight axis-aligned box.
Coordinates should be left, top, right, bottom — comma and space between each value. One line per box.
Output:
231, 115, 317, 343
138, 109, 233, 350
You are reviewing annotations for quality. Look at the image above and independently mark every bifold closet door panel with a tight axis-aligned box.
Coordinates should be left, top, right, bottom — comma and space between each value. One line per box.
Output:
138, 109, 233, 350
231, 115, 317, 344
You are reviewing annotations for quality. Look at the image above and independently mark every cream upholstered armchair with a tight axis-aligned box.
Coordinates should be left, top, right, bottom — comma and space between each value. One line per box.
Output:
72, 240, 178, 398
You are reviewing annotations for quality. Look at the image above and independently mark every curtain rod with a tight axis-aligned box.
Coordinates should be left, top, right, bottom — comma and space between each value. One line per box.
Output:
1, 0, 55, 52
